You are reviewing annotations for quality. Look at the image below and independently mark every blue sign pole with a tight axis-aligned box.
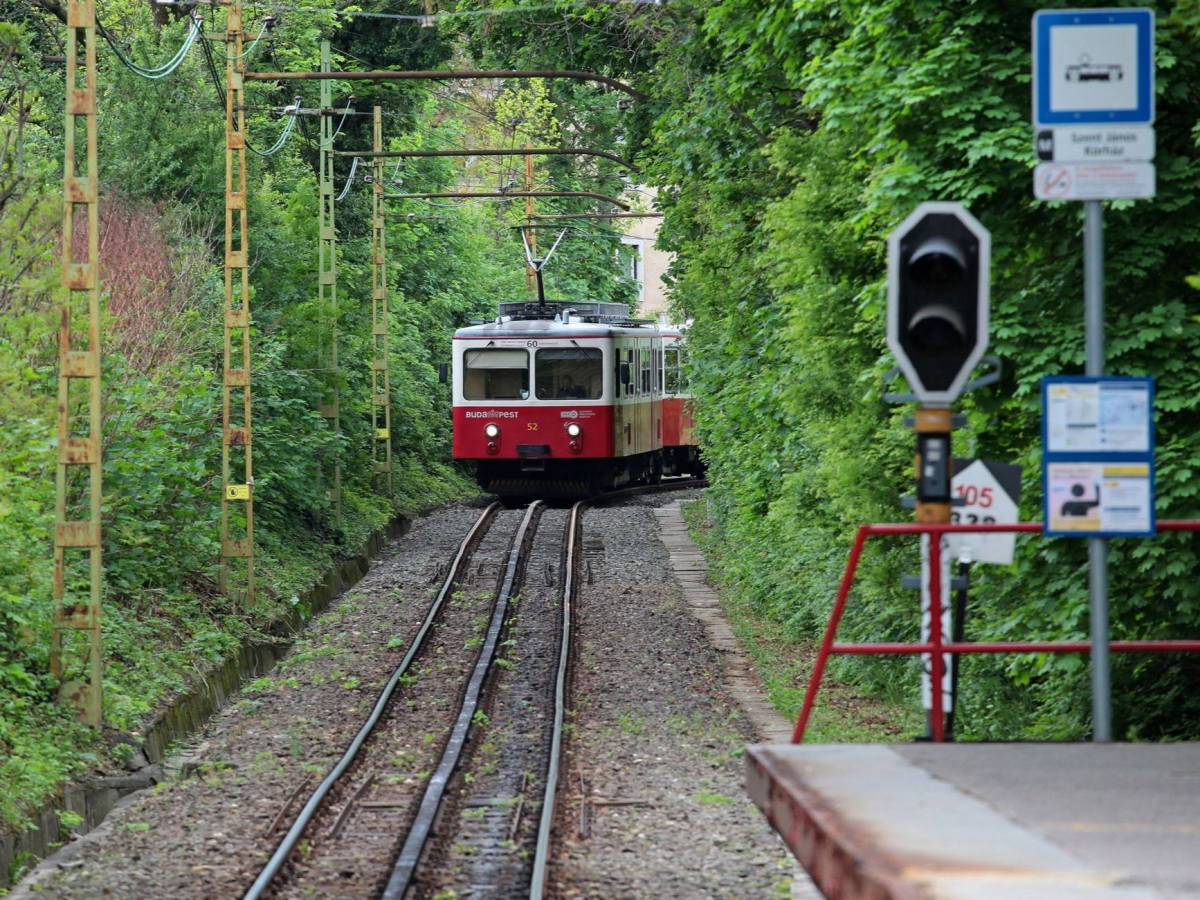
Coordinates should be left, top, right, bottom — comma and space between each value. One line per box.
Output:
1035, 6, 1156, 742
1084, 201, 1111, 742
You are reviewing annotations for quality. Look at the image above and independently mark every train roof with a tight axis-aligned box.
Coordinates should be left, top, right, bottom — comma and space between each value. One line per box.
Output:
454, 300, 662, 340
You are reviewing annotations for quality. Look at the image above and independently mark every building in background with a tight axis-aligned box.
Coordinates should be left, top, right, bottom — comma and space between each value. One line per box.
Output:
620, 186, 673, 318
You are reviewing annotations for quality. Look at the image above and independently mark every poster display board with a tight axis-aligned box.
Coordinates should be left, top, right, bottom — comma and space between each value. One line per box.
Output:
1042, 376, 1155, 537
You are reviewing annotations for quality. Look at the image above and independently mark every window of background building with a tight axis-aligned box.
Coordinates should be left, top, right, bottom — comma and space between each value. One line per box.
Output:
620, 237, 645, 305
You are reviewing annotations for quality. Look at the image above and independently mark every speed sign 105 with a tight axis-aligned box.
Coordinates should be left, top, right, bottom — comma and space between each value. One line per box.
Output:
946, 460, 1022, 565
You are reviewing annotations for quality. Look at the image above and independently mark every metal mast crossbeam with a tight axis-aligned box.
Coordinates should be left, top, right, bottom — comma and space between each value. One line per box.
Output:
532, 213, 663, 220
243, 69, 648, 101
371, 106, 393, 493
317, 41, 342, 522
220, 0, 255, 604
53, 0, 103, 726
333, 147, 638, 172
385, 191, 630, 210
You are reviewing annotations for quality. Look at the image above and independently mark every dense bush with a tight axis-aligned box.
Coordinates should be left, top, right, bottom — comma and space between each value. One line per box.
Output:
469, 0, 1200, 740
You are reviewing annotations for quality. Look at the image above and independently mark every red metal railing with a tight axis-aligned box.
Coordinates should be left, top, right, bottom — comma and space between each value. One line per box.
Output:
792, 520, 1200, 743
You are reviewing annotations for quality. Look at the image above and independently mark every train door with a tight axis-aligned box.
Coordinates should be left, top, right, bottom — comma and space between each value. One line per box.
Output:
653, 339, 663, 450
613, 337, 633, 457
638, 339, 652, 454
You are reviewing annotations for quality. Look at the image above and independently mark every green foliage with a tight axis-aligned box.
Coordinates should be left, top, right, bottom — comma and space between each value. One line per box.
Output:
0, 3, 522, 834
56, 808, 83, 834
676, 0, 1200, 740
472, 0, 1200, 740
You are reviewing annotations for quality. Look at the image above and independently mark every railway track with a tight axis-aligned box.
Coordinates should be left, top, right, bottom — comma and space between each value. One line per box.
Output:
408, 504, 574, 898
243, 480, 704, 899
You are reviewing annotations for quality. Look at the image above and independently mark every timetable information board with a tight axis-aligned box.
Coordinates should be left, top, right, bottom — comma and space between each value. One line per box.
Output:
1042, 377, 1155, 537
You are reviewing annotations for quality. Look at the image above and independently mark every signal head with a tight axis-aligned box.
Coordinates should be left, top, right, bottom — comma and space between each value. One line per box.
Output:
886, 202, 990, 404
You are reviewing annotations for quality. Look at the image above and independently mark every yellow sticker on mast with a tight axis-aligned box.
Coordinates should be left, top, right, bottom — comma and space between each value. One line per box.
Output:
226, 484, 251, 501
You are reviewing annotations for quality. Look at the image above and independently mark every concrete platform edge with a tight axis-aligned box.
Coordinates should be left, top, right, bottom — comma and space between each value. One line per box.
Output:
745, 745, 919, 900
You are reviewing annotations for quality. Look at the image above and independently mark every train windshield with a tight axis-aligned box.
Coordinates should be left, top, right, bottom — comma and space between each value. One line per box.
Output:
463, 349, 530, 400
535, 348, 603, 400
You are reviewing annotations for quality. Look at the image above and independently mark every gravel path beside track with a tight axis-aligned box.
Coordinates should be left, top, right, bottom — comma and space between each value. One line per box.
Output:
550, 489, 803, 898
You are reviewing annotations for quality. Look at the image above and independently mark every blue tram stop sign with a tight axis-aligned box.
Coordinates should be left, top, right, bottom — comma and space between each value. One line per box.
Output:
1033, 8, 1154, 127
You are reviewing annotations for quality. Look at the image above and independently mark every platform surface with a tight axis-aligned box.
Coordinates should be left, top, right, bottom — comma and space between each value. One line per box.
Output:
746, 743, 1200, 900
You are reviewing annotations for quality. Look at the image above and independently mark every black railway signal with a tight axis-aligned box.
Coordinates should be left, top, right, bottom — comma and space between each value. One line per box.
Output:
887, 202, 991, 404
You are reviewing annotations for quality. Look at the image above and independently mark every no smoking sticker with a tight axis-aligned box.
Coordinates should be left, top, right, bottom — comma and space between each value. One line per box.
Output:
1039, 165, 1073, 198
1034, 162, 1155, 200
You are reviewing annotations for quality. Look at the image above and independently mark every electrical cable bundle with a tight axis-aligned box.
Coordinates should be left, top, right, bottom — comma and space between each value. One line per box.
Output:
97, 13, 201, 80
335, 156, 362, 201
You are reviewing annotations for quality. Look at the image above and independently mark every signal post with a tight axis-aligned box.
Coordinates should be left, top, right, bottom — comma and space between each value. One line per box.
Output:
887, 202, 990, 739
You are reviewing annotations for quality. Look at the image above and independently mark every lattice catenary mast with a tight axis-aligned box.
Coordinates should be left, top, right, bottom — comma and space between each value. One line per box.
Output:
220, 0, 256, 604
371, 106, 394, 492
316, 41, 342, 521
53, 0, 104, 726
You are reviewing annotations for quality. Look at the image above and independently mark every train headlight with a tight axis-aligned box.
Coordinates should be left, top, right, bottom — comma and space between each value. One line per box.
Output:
565, 422, 582, 438
484, 423, 501, 439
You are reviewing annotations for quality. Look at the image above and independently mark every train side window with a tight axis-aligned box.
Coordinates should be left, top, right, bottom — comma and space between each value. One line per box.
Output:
463, 349, 529, 400
665, 348, 680, 394
641, 347, 651, 393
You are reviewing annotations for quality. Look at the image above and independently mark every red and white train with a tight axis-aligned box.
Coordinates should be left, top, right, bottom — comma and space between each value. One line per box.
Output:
451, 300, 701, 498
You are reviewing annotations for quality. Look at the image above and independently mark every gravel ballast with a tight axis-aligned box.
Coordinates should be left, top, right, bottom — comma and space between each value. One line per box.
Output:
15, 490, 811, 899
13, 505, 489, 900
550, 490, 803, 898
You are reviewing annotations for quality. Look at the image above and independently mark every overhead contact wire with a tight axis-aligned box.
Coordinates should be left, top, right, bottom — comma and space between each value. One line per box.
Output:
246, 105, 300, 157
321, 99, 354, 148
223, 18, 271, 60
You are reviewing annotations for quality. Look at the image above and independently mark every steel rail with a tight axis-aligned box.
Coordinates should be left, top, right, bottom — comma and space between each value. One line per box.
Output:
334, 147, 639, 172
241, 502, 500, 900
527, 477, 709, 896
528, 501, 581, 897
242, 69, 649, 102
383, 501, 545, 899
385, 190, 632, 211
